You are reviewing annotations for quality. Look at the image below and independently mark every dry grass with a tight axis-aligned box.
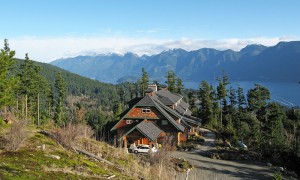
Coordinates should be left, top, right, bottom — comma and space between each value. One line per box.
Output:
4, 119, 28, 151
53, 123, 94, 148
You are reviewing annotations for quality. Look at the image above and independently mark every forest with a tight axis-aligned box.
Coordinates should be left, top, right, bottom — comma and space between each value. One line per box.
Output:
189, 72, 300, 175
0, 39, 300, 175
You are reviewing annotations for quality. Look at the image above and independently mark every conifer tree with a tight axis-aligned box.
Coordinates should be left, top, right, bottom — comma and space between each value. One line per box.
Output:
265, 103, 286, 149
18, 53, 48, 124
166, 70, 176, 92
139, 68, 149, 96
247, 84, 270, 112
229, 87, 237, 111
237, 86, 246, 111
198, 81, 215, 127
0, 39, 18, 109
176, 77, 184, 95
54, 72, 67, 125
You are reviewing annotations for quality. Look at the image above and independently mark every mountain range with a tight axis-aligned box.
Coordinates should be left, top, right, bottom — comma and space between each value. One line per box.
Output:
50, 41, 300, 85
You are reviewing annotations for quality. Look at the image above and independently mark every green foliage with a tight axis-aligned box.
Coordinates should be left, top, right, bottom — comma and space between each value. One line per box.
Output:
273, 171, 282, 180
0, 39, 19, 108
198, 81, 216, 128
176, 77, 184, 94
221, 120, 236, 140
18, 53, 50, 124
247, 84, 270, 111
139, 68, 149, 96
237, 86, 246, 110
166, 70, 176, 92
54, 72, 67, 126
165, 70, 185, 94
265, 103, 286, 149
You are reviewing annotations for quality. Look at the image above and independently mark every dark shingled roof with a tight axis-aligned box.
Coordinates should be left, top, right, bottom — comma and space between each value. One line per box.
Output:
136, 94, 156, 106
136, 121, 163, 141
179, 101, 189, 110
145, 88, 154, 93
155, 89, 182, 105
182, 115, 202, 126
152, 99, 185, 132
112, 88, 200, 132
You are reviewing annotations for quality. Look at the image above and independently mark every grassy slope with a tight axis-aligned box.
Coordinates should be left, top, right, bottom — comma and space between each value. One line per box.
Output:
0, 125, 140, 180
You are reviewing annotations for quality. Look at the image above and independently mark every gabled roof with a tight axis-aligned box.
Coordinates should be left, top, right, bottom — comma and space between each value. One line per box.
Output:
182, 116, 202, 126
152, 95, 181, 118
111, 94, 185, 132
152, 99, 185, 132
152, 93, 202, 127
155, 89, 182, 105
136, 121, 163, 141
119, 120, 163, 142
136, 94, 156, 106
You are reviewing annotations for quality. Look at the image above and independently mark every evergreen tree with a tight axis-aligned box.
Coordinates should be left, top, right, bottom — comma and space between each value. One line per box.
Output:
18, 53, 49, 123
139, 68, 149, 96
113, 102, 123, 119
266, 103, 286, 149
237, 86, 246, 111
229, 87, 237, 111
248, 114, 261, 150
166, 70, 176, 92
0, 39, 18, 109
176, 77, 184, 94
54, 72, 67, 125
217, 81, 226, 128
198, 81, 216, 127
247, 84, 270, 112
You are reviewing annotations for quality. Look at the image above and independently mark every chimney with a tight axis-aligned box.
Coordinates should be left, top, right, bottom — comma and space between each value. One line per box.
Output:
148, 84, 157, 92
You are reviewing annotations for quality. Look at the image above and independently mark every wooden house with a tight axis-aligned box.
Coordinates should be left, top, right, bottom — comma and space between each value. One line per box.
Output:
111, 84, 201, 147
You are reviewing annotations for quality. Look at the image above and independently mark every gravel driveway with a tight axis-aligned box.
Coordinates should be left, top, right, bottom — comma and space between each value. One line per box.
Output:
173, 128, 274, 180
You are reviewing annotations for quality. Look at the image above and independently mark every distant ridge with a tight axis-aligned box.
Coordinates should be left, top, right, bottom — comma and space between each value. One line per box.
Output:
51, 41, 300, 84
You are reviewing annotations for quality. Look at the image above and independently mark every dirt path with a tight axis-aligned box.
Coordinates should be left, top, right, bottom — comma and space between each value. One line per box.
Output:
174, 128, 274, 180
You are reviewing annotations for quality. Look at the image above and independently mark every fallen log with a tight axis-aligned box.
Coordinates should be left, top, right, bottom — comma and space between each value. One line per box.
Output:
73, 146, 114, 166
39, 130, 115, 167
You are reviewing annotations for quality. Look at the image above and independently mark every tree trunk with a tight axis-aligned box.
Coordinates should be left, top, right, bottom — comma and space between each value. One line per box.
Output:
25, 94, 28, 120
37, 93, 40, 127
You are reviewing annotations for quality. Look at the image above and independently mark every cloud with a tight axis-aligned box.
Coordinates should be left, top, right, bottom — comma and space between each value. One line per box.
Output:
6, 35, 298, 63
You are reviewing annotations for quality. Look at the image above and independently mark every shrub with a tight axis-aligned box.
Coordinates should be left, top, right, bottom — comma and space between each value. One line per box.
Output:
54, 123, 94, 148
4, 120, 28, 151
273, 171, 282, 180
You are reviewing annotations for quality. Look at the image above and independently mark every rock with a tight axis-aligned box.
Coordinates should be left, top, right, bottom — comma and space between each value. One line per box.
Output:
42, 144, 46, 150
45, 154, 61, 160
267, 162, 272, 167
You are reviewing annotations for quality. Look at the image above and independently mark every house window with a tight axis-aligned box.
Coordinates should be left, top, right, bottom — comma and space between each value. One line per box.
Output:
141, 108, 151, 113
162, 120, 168, 125
126, 120, 133, 124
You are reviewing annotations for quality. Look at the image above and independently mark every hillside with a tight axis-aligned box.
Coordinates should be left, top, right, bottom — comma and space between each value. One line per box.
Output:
0, 123, 178, 179
51, 41, 300, 84
14, 59, 119, 109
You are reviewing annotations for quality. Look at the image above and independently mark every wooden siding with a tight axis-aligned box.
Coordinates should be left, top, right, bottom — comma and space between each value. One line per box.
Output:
127, 107, 163, 119
114, 119, 127, 129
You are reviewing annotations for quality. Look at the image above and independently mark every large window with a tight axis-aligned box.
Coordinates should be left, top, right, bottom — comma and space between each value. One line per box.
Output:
141, 107, 151, 113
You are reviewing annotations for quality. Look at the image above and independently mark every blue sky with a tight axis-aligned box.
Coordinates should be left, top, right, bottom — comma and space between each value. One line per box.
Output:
0, 0, 299, 62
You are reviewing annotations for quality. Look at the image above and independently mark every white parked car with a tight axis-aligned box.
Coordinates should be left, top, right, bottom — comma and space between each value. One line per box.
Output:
238, 140, 248, 149
132, 144, 158, 154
